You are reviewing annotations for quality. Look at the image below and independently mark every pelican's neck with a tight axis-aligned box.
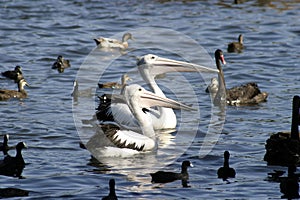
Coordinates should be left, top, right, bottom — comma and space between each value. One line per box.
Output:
139, 68, 177, 129
135, 108, 156, 138
291, 96, 300, 140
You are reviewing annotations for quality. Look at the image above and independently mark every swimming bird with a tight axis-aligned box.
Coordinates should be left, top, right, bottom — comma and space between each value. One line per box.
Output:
212, 49, 268, 105
0, 135, 15, 155
102, 179, 118, 200
98, 74, 131, 89
94, 33, 133, 49
99, 84, 194, 157
217, 151, 236, 181
227, 34, 244, 53
0, 188, 29, 198
264, 96, 300, 166
0, 78, 29, 101
97, 54, 218, 130
52, 55, 70, 73
1, 66, 23, 83
0, 142, 27, 178
150, 160, 193, 187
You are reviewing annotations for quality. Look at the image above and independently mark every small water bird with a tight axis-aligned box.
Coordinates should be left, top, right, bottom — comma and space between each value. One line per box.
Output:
1, 66, 24, 82
227, 34, 244, 53
0, 187, 29, 198
94, 33, 133, 49
97, 54, 218, 130
52, 55, 70, 73
0, 134, 15, 155
264, 96, 300, 166
98, 84, 194, 157
0, 78, 29, 101
217, 151, 236, 181
150, 160, 193, 187
0, 142, 27, 178
212, 49, 268, 105
102, 179, 118, 200
98, 74, 131, 89
280, 165, 300, 199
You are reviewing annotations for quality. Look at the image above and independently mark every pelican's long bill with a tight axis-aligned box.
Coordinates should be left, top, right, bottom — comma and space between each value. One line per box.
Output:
137, 54, 219, 77
125, 84, 195, 111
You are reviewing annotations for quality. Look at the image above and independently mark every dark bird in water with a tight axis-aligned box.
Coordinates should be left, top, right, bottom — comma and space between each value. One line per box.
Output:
98, 74, 131, 89
280, 165, 300, 199
0, 134, 15, 155
102, 179, 118, 200
217, 151, 236, 181
211, 49, 268, 105
0, 142, 27, 178
52, 55, 70, 73
150, 160, 193, 187
0, 78, 29, 101
1, 66, 24, 83
264, 95, 300, 166
227, 34, 244, 53
0, 187, 29, 198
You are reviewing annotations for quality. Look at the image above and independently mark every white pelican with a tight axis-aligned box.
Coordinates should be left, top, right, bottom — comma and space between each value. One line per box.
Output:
94, 33, 133, 49
99, 84, 194, 157
97, 54, 218, 130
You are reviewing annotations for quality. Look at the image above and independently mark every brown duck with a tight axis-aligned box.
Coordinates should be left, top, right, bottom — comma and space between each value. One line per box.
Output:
98, 74, 131, 89
0, 79, 29, 101
227, 34, 244, 53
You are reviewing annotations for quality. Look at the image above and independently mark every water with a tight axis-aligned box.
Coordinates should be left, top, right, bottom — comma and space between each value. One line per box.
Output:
0, 0, 299, 199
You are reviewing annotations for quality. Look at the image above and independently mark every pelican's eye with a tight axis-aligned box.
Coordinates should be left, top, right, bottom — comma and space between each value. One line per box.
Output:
138, 88, 142, 91
151, 56, 155, 59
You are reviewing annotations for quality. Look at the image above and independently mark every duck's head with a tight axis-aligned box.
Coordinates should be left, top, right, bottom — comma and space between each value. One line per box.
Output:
16, 142, 27, 151
18, 79, 29, 89
224, 151, 230, 159
122, 33, 133, 42
15, 66, 22, 74
182, 160, 193, 168
238, 34, 243, 44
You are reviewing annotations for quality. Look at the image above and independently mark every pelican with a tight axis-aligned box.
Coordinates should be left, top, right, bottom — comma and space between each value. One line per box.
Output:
94, 33, 133, 49
97, 54, 218, 130
99, 84, 194, 157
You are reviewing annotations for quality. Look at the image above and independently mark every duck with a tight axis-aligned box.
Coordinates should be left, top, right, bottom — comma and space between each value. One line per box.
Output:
280, 165, 300, 199
217, 151, 236, 181
212, 49, 268, 105
150, 160, 193, 187
52, 55, 71, 73
102, 179, 118, 200
98, 74, 131, 89
264, 95, 300, 166
94, 33, 133, 49
227, 34, 244, 53
1, 66, 24, 83
0, 142, 27, 178
0, 187, 29, 198
0, 78, 29, 101
205, 77, 219, 99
